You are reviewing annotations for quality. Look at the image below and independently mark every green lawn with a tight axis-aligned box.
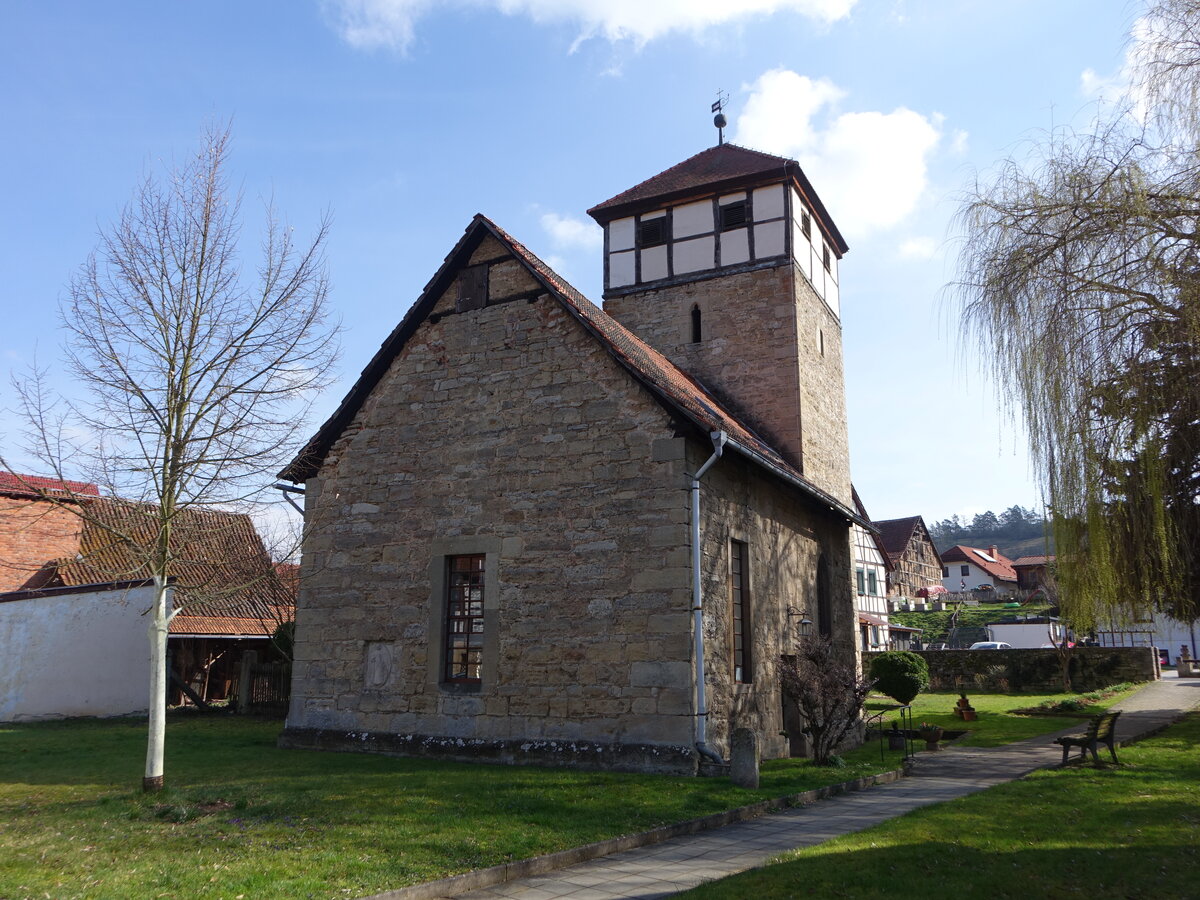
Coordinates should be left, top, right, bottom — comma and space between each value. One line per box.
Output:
0, 687, 1141, 899
679, 710, 1200, 899
868, 685, 1134, 748
0, 712, 899, 900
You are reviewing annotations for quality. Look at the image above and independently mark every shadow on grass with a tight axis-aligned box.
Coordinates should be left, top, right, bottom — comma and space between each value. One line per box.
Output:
682, 837, 1197, 899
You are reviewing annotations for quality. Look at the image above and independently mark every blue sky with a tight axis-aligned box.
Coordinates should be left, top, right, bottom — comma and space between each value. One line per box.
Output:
0, 1, 1140, 523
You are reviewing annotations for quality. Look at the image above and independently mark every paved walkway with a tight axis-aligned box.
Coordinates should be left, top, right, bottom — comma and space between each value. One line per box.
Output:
438, 675, 1200, 900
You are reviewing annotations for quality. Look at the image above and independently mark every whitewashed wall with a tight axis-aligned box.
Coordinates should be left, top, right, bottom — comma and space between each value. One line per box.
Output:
0, 583, 155, 721
941, 561, 998, 591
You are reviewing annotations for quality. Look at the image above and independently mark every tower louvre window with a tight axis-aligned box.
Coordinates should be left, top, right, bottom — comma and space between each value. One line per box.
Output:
823, 244, 832, 271
638, 217, 666, 248
720, 200, 748, 230
801, 211, 812, 239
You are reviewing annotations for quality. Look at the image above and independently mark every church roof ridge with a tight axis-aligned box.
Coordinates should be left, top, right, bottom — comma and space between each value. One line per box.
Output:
280, 214, 862, 526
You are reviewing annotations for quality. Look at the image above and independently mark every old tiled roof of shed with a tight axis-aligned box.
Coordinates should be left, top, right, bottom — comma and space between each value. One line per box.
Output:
0, 472, 99, 500
46, 499, 293, 634
586, 143, 848, 255
872, 516, 922, 560
941, 544, 1018, 583
1012, 555, 1055, 567
280, 214, 864, 527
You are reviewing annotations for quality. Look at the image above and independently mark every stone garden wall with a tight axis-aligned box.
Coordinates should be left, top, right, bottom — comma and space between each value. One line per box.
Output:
914, 647, 1158, 693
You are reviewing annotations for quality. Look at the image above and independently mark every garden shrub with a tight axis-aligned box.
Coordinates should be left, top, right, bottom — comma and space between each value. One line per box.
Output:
869, 651, 930, 704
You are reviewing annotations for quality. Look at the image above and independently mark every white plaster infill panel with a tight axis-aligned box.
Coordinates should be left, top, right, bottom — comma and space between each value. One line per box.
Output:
609, 217, 635, 252
0, 582, 155, 722
720, 228, 749, 265
641, 244, 668, 282
753, 184, 785, 220
753, 221, 785, 260
674, 235, 715, 274
672, 200, 712, 239
609, 250, 635, 288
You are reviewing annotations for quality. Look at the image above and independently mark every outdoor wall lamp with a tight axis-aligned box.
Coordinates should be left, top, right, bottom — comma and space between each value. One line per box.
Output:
786, 607, 813, 638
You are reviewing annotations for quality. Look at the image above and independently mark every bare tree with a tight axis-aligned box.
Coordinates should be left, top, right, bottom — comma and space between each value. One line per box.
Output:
4, 124, 337, 791
779, 639, 873, 766
953, 0, 1200, 635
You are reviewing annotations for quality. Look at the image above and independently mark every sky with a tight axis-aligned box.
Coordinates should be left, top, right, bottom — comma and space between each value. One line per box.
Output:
0, 1, 1144, 525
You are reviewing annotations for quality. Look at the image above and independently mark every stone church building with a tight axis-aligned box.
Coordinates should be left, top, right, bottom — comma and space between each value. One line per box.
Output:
279, 143, 867, 774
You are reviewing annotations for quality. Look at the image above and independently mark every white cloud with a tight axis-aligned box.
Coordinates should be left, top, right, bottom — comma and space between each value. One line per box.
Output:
1080, 67, 1128, 107
540, 212, 603, 251
324, 0, 857, 52
734, 68, 942, 238
897, 237, 937, 260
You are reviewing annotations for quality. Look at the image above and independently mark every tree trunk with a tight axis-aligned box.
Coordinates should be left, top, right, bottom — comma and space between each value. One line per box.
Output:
143, 577, 171, 793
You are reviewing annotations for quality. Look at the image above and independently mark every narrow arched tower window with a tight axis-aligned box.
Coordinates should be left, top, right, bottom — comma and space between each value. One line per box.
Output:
817, 553, 832, 639
691, 304, 702, 343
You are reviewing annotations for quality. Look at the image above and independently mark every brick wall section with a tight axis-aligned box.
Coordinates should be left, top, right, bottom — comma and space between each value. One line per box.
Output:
603, 262, 851, 508
914, 647, 1158, 693
287, 244, 700, 763
0, 496, 83, 592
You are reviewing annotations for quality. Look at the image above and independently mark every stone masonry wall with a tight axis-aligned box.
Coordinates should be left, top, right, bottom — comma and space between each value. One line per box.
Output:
0, 496, 84, 592
694, 443, 855, 760
603, 262, 852, 508
286, 241, 701, 770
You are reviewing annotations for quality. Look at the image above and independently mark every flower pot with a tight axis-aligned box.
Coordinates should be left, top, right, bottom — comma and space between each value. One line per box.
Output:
918, 727, 944, 751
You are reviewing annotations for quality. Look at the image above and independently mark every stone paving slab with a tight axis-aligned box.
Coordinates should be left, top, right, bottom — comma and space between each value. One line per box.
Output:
376, 675, 1199, 900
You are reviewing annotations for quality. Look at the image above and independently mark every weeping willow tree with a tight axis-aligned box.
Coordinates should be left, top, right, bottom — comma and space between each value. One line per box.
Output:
955, 0, 1200, 639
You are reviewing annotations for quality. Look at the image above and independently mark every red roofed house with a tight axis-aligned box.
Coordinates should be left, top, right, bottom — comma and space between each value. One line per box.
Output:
873, 515, 944, 600
0, 474, 293, 720
280, 142, 865, 774
940, 545, 1019, 593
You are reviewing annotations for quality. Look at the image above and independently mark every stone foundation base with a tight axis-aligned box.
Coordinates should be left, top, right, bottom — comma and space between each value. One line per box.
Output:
278, 727, 700, 775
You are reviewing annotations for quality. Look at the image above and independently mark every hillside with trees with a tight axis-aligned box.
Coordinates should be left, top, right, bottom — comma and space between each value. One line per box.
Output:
929, 506, 1053, 560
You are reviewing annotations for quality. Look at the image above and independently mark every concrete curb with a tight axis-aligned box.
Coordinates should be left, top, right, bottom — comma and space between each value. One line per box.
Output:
362, 766, 909, 900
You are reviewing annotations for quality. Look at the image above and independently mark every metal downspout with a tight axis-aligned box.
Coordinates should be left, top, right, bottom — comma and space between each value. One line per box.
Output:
692, 431, 727, 766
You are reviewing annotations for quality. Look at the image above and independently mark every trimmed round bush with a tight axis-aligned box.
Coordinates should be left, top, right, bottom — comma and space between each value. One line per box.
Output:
869, 651, 930, 705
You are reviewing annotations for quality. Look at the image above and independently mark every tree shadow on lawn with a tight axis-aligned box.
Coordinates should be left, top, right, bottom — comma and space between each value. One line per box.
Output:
680, 834, 1197, 899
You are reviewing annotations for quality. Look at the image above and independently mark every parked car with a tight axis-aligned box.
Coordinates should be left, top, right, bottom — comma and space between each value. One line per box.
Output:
969, 641, 1013, 650
974, 584, 995, 592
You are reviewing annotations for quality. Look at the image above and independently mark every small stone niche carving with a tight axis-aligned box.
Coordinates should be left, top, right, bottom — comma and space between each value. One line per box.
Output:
364, 641, 396, 689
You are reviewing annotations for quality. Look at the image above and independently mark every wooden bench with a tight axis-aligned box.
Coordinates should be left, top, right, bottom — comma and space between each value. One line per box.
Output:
1054, 711, 1121, 766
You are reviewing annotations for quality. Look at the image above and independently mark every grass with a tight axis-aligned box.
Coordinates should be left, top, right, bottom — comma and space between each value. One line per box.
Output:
0, 712, 903, 899
866, 686, 1135, 748
0, 686, 1141, 898
678, 709, 1200, 899
890, 600, 1054, 645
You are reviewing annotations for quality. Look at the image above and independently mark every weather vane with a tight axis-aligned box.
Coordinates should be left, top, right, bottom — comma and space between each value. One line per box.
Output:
712, 91, 729, 145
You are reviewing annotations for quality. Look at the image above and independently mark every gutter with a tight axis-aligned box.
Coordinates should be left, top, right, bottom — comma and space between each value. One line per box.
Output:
691, 430, 727, 767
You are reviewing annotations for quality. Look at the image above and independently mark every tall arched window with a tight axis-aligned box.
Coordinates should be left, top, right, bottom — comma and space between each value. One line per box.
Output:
691, 304, 702, 343
816, 553, 832, 639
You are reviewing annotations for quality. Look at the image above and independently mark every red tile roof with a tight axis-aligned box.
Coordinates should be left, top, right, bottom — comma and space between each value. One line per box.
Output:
587, 143, 848, 255
280, 215, 864, 527
940, 545, 1018, 583
43, 499, 293, 634
0, 472, 99, 500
